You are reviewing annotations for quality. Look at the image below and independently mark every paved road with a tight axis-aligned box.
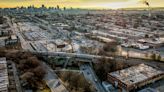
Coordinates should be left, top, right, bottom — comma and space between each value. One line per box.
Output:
5, 16, 34, 51
54, 69, 82, 73
11, 61, 23, 92
42, 62, 68, 92
80, 64, 106, 92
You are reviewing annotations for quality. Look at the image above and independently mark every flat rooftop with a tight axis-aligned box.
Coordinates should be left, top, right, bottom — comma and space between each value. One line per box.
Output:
108, 64, 164, 90
0, 57, 9, 92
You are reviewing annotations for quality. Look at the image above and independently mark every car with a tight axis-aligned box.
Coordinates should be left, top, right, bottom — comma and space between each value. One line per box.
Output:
82, 68, 85, 70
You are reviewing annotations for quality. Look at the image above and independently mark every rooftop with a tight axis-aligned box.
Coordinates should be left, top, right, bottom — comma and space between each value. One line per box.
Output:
0, 58, 9, 92
109, 64, 164, 87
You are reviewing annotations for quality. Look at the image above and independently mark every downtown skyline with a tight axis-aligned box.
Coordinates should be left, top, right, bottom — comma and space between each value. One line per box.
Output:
0, 0, 164, 9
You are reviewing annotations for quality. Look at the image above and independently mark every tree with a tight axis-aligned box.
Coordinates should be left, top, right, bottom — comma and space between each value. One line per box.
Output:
133, 22, 139, 28
59, 72, 94, 92
145, 34, 149, 38
63, 7, 66, 10
103, 42, 118, 52
94, 58, 113, 80
151, 53, 156, 60
21, 72, 34, 81
18, 59, 27, 70
33, 66, 46, 79
3, 51, 47, 89
115, 61, 125, 70
0, 49, 6, 57
98, 41, 118, 56
57, 5, 60, 10
94, 57, 129, 81
60, 72, 72, 82
26, 56, 40, 68
20, 52, 33, 59
0, 16, 4, 24
157, 55, 161, 61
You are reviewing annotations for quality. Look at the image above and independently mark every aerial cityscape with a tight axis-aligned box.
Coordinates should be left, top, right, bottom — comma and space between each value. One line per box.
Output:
0, 0, 164, 92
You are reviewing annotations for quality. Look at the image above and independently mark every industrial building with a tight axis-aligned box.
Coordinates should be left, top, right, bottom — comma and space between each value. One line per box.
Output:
108, 64, 164, 91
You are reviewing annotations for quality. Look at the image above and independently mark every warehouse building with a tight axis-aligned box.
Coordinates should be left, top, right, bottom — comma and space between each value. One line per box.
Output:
108, 64, 164, 92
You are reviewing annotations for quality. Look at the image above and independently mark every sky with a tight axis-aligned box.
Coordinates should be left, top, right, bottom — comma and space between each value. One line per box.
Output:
0, 0, 164, 9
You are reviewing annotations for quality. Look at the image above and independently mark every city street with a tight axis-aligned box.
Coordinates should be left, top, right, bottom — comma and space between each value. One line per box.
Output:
42, 62, 68, 92
80, 64, 106, 92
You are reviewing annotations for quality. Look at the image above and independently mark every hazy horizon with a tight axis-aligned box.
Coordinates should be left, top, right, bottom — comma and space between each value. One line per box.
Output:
0, 0, 164, 9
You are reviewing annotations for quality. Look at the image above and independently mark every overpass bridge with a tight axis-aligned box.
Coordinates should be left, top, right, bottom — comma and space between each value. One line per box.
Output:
33, 51, 114, 69
32, 51, 113, 63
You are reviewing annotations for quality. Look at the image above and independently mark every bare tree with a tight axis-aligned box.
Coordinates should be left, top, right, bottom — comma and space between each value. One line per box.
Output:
33, 66, 46, 79
27, 56, 40, 68
20, 72, 34, 81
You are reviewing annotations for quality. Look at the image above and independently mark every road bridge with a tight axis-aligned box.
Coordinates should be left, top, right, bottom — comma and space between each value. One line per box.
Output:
33, 51, 113, 63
